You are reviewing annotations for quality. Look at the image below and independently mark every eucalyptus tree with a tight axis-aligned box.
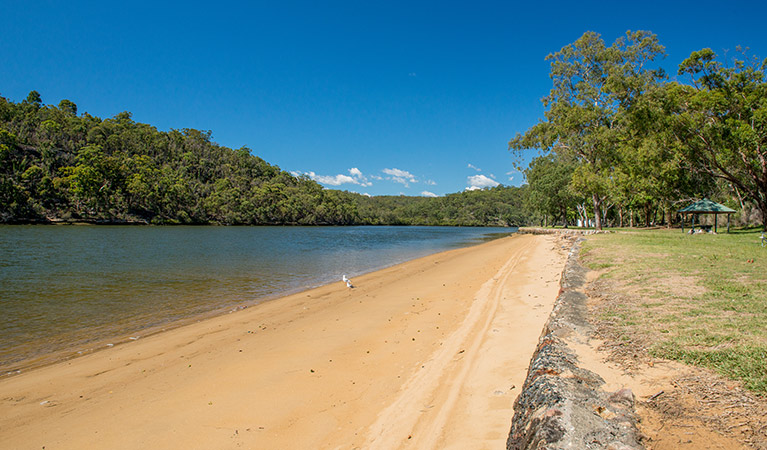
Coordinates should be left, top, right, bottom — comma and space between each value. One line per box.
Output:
609, 79, 705, 227
671, 49, 767, 229
524, 153, 578, 227
510, 30, 666, 229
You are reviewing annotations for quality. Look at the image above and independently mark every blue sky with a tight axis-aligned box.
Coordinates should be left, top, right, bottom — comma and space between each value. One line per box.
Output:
3, 1, 767, 196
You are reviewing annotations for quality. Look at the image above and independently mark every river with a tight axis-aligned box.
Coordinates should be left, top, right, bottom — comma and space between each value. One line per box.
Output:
0, 225, 515, 373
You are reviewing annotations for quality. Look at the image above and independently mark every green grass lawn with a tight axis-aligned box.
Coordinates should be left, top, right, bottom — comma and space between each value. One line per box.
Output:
580, 228, 767, 393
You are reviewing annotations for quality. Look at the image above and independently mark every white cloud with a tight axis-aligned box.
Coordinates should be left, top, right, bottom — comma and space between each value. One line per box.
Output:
300, 168, 372, 187
508, 175, 514, 182
421, 191, 438, 197
424, 179, 437, 186
306, 172, 354, 185
467, 163, 481, 172
466, 174, 500, 191
382, 168, 417, 187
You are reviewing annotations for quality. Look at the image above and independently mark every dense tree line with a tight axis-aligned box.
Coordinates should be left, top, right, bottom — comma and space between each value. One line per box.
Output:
513, 31, 767, 230
355, 185, 526, 226
0, 93, 526, 226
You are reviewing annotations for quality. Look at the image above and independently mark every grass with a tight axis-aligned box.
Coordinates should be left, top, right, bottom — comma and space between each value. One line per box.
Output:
580, 228, 767, 393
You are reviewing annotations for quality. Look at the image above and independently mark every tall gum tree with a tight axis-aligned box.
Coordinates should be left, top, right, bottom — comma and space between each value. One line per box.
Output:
524, 153, 579, 227
671, 49, 767, 230
510, 30, 665, 229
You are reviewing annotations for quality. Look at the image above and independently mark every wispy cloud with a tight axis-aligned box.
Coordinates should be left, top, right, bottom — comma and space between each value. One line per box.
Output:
421, 191, 438, 197
467, 163, 481, 172
466, 174, 499, 191
382, 168, 417, 187
424, 179, 437, 186
297, 168, 372, 187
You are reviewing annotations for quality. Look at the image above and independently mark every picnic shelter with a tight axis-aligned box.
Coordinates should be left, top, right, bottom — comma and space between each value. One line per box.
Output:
678, 198, 737, 233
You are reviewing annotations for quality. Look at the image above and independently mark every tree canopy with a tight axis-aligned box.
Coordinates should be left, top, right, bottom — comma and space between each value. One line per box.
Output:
511, 31, 766, 230
669, 49, 767, 229
510, 31, 666, 229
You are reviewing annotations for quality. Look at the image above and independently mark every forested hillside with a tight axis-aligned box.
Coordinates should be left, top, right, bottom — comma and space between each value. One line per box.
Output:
0, 92, 525, 226
356, 186, 526, 226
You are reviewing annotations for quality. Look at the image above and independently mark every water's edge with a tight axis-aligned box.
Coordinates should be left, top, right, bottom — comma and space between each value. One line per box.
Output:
1, 227, 516, 377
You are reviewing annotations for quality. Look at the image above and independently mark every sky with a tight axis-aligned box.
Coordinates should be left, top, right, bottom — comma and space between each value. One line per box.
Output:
2, 0, 767, 197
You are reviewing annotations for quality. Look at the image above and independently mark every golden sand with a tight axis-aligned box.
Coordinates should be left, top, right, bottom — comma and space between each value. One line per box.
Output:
0, 233, 567, 449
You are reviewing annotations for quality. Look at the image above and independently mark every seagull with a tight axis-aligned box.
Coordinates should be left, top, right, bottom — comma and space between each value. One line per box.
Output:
342, 275, 354, 288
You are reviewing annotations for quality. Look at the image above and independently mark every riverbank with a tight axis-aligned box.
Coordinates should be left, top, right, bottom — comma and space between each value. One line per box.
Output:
0, 233, 568, 449
0, 225, 514, 374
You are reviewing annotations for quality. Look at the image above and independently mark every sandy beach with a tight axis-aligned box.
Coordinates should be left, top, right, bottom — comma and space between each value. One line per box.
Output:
0, 233, 567, 449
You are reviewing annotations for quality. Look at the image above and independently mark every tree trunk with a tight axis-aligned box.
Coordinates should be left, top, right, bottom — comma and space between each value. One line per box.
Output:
644, 204, 651, 227
562, 206, 568, 228
592, 194, 602, 230
618, 207, 624, 228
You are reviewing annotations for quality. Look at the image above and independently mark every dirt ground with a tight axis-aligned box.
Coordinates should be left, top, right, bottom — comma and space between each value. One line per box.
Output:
585, 272, 767, 450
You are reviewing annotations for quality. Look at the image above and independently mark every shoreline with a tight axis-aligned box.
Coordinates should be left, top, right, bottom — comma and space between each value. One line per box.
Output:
0, 227, 519, 380
0, 233, 568, 449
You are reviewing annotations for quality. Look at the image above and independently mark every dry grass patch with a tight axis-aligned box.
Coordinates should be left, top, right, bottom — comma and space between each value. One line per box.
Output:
581, 228, 767, 448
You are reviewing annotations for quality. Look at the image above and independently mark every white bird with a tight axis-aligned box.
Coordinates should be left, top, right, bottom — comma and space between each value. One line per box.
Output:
343, 275, 354, 288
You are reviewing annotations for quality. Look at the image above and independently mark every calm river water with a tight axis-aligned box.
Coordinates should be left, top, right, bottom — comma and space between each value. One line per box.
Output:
0, 225, 515, 372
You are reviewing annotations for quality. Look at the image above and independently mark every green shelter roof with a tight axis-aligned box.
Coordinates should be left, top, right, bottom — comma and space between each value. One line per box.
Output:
678, 198, 736, 214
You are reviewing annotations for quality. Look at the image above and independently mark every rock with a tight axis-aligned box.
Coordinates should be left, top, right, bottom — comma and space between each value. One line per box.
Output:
609, 389, 635, 408
506, 239, 644, 450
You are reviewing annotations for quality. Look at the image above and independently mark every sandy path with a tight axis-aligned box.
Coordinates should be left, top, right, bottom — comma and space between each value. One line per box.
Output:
0, 233, 566, 449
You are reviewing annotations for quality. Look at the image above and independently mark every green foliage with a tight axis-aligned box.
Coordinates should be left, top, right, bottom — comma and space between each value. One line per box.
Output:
510, 31, 666, 230
512, 31, 767, 230
353, 185, 527, 226
524, 153, 579, 226
670, 48, 767, 229
0, 91, 527, 226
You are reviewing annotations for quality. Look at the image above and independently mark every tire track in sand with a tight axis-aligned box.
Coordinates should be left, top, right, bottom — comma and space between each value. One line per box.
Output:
363, 237, 534, 449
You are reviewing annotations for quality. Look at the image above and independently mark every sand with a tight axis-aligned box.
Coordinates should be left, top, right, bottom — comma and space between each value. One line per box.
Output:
0, 233, 567, 450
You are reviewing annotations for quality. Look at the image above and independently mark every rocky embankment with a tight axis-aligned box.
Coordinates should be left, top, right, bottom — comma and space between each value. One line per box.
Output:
517, 227, 609, 236
506, 239, 644, 450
